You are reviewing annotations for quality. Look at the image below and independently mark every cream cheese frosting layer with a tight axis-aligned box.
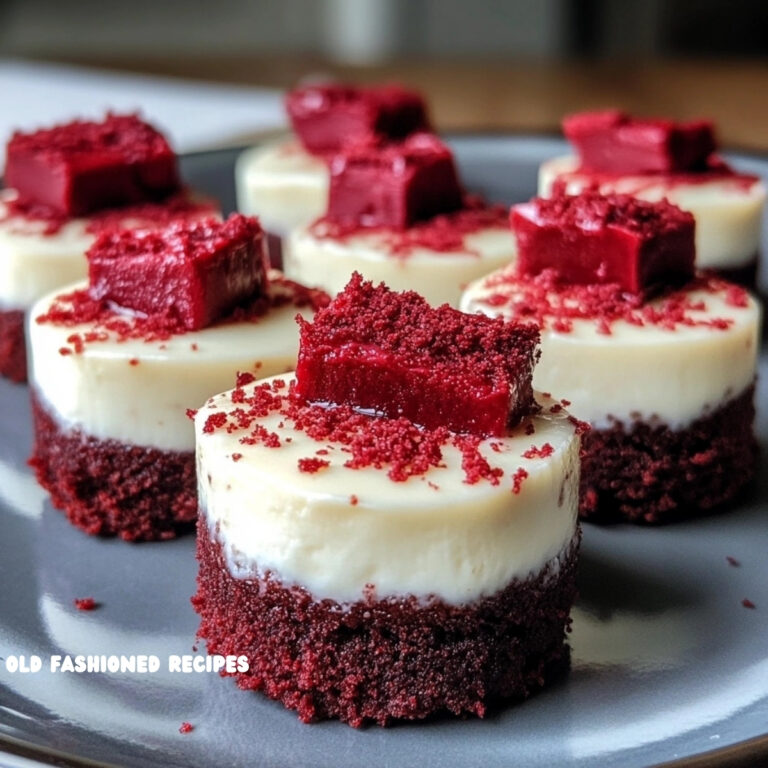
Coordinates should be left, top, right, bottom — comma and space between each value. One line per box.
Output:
461, 270, 760, 430
196, 374, 580, 605
28, 278, 313, 452
0, 192, 94, 310
285, 224, 516, 307
538, 156, 766, 270
235, 140, 329, 236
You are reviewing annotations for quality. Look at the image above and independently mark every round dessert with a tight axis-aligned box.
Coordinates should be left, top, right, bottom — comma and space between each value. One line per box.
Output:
539, 111, 766, 283
0, 113, 218, 383
28, 216, 327, 541
193, 275, 582, 726
235, 140, 328, 264
462, 195, 761, 524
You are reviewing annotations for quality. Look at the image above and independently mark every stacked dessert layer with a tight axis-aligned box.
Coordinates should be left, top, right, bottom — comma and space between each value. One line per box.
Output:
193, 275, 582, 725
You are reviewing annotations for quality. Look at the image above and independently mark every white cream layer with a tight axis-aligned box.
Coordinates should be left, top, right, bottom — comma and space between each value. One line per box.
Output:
461, 269, 760, 429
0, 191, 94, 310
196, 374, 580, 604
538, 156, 766, 270
28, 278, 313, 452
235, 140, 329, 236
285, 224, 516, 307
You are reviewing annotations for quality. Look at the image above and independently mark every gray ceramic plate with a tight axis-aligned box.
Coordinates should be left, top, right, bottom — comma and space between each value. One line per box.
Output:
1, 136, 767, 768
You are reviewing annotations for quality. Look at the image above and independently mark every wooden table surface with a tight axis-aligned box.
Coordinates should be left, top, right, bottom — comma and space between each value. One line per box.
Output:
51, 55, 768, 152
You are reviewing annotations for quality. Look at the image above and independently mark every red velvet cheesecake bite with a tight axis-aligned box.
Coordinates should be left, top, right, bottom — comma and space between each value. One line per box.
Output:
0, 114, 218, 383
193, 274, 582, 726
462, 192, 760, 524
284, 134, 516, 307
236, 82, 431, 267
28, 214, 327, 541
539, 110, 766, 285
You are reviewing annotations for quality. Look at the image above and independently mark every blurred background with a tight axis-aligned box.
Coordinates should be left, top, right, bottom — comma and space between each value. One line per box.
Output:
0, 0, 767, 150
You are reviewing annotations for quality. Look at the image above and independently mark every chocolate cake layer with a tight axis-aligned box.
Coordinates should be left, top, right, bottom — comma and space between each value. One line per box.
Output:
29, 392, 196, 541
0, 309, 26, 383
580, 385, 757, 524
193, 519, 580, 727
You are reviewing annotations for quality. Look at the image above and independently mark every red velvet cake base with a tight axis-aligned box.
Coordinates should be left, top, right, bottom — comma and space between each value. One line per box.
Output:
193, 519, 580, 727
580, 386, 757, 525
265, 231, 283, 270
29, 392, 196, 541
0, 309, 27, 383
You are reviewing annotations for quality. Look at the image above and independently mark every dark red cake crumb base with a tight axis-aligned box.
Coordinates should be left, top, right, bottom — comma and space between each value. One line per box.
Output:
193, 521, 580, 727
0, 309, 27, 383
265, 230, 283, 270
29, 392, 196, 541
580, 386, 757, 524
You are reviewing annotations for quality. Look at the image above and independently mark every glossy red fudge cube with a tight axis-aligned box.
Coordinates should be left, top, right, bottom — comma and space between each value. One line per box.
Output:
5, 114, 180, 216
563, 110, 717, 174
88, 214, 267, 330
326, 133, 463, 229
286, 83, 431, 155
511, 193, 695, 294
295, 273, 539, 436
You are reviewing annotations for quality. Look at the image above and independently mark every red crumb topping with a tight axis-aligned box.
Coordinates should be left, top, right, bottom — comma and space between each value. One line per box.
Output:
310, 195, 507, 257
73, 597, 98, 611
326, 133, 463, 229
179, 722, 194, 734
523, 443, 554, 459
205, 378, 542, 485
5, 114, 179, 216
726, 556, 741, 567
512, 193, 695, 293
231, 453, 243, 462
512, 468, 529, 494
286, 83, 430, 155
475, 269, 746, 334
563, 109, 717, 174
742, 598, 756, 609
350, 494, 359, 505
295, 274, 539, 436
35, 274, 329, 353
298, 457, 331, 473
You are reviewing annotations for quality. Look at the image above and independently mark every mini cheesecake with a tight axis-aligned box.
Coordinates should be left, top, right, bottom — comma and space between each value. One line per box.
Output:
284, 134, 516, 307
28, 214, 327, 541
193, 274, 582, 726
538, 110, 766, 284
461, 192, 761, 524
0, 114, 218, 383
236, 83, 431, 267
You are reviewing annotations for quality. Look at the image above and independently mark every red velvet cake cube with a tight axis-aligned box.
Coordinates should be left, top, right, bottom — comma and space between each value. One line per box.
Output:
5, 114, 180, 216
326, 133, 463, 229
88, 214, 267, 330
563, 110, 717, 174
295, 273, 539, 436
286, 83, 431, 155
511, 193, 695, 294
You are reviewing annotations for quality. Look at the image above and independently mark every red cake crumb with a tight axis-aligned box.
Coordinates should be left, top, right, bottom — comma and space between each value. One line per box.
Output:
193, 522, 580, 726
88, 214, 267, 331
73, 597, 99, 611
298, 457, 330, 473
0, 309, 27, 383
512, 468, 529, 494
295, 274, 539, 436
563, 110, 717, 174
231, 453, 243, 462
726, 556, 741, 567
523, 443, 554, 459
30, 393, 197, 541
349, 494, 359, 505
179, 722, 194, 734
6, 114, 179, 216
286, 83, 430, 155
477, 269, 741, 335
512, 193, 695, 293
742, 598, 756, 609
579, 386, 756, 524
35, 274, 328, 353
326, 133, 463, 229
310, 195, 507, 257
